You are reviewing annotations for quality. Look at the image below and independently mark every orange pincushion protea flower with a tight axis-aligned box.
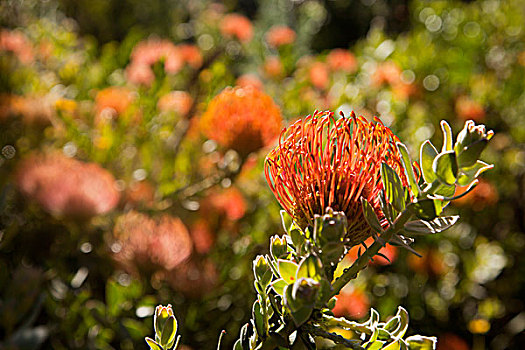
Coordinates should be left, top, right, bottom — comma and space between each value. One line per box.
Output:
200, 86, 282, 156
265, 110, 408, 246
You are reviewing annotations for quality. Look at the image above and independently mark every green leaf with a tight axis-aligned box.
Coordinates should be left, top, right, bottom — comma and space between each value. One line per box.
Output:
440, 120, 453, 152
280, 210, 293, 233
270, 278, 288, 296
420, 141, 438, 183
290, 306, 313, 327
278, 260, 299, 284
233, 339, 243, 350
296, 255, 322, 282
405, 335, 437, 350
381, 163, 406, 211
433, 151, 458, 185
366, 340, 386, 350
457, 160, 494, 186
383, 340, 401, 350
412, 199, 439, 220
145, 337, 163, 350
404, 216, 459, 235
384, 316, 401, 334
397, 142, 420, 196
160, 316, 176, 347
361, 198, 383, 233
392, 306, 409, 339
252, 301, 265, 337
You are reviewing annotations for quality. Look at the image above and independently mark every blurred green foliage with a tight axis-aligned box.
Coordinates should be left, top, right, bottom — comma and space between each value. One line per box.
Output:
0, 0, 524, 349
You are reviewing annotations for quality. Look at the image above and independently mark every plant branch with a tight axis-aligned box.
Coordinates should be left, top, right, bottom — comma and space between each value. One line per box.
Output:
302, 323, 365, 350
329, 204, 414, 299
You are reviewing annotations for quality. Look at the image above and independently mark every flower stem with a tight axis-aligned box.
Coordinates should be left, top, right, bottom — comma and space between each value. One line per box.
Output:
328, 204, 414, 299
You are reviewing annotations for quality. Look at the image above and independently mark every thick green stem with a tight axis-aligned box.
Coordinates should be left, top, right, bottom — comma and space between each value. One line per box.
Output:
328, 204, 414, 300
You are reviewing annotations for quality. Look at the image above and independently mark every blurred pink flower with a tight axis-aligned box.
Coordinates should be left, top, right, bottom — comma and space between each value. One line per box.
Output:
166, 258, 218, 298
126, 38, 201, 85
326, 49, 357, 73
0, 29, 34, 64
113, 211, 192, 273
0, 94, 54, 125
263, 56, 284, 78
372, 61, 402, 87
265, 25, 296, 48
95, 87, 136, 122
220, 14, 253, 43
15, 152, 120, 218
236, 74, 263, 91
157, 90, 193, 116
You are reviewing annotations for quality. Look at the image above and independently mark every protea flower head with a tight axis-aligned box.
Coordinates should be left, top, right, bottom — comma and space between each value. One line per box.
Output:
265, 110, 409, 246
200, 86, 282, 156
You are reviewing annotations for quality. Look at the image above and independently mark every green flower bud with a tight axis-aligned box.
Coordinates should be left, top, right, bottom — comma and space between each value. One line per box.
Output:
454, 120, 494, 168
313, 207, 347, 246
253, 255, 272, 287
292, 277, 320, 306
153, 304, 177, 348
270, 235, 288, 259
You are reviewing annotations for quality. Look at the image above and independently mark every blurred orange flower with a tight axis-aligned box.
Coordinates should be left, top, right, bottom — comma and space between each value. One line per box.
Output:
113, 211, 192, 273
177, 44, 203, 69
332, 288, 370, 319
453, 179, 498, 211
157, 90, 193, 116
265, 25, 296, 48
455, 96, 486, 122
95, 87, 136, 122
263, 56, 284, 78
408, 247, 448, 277
220, 14, 253, 43
123, 180, 156, 208
344, 237, 398, 265
265, 111, 408, 245
327, 49, 357, 73
200, 86, 282, 156
372, 61, 402, 87
15, 152, 120, 218
309, 61, 330, 90
166, 258, 218, 298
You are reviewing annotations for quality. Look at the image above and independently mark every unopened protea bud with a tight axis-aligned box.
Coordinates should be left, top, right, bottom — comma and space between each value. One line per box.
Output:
153, 305, 177, 348
270, 235, 288, 259
253, 255, 272, 288
454, 120, 494, 168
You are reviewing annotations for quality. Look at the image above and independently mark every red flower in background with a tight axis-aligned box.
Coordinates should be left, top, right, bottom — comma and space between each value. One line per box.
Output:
455, 96, 486, 122
157, 90, 193, 116
265, 111, 408, 246
265, 25, 296, 48
177, 44, 203, 69
95, 87, 136, 122
0, 29, 34, 64
113, 211, 192, 273
332, 288, 370, 319
437, 333, 469, 350
453, 179, 498, 211
220, 14, 253, 43
200, 86, 282, 156
344, 237, 398, 266
372, 61, 402, 87
327, 49, 357, 73
15, 152, 120, 218
309, 62, 330, 90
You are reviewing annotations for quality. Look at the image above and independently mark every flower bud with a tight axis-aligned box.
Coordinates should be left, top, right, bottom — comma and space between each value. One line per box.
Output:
253, 255, 272, 287
454, 120, 494, 168
313, 207, 348, 246
292, 278, 320, 306
153, 304, 177, 348
270, 235, 288, 259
